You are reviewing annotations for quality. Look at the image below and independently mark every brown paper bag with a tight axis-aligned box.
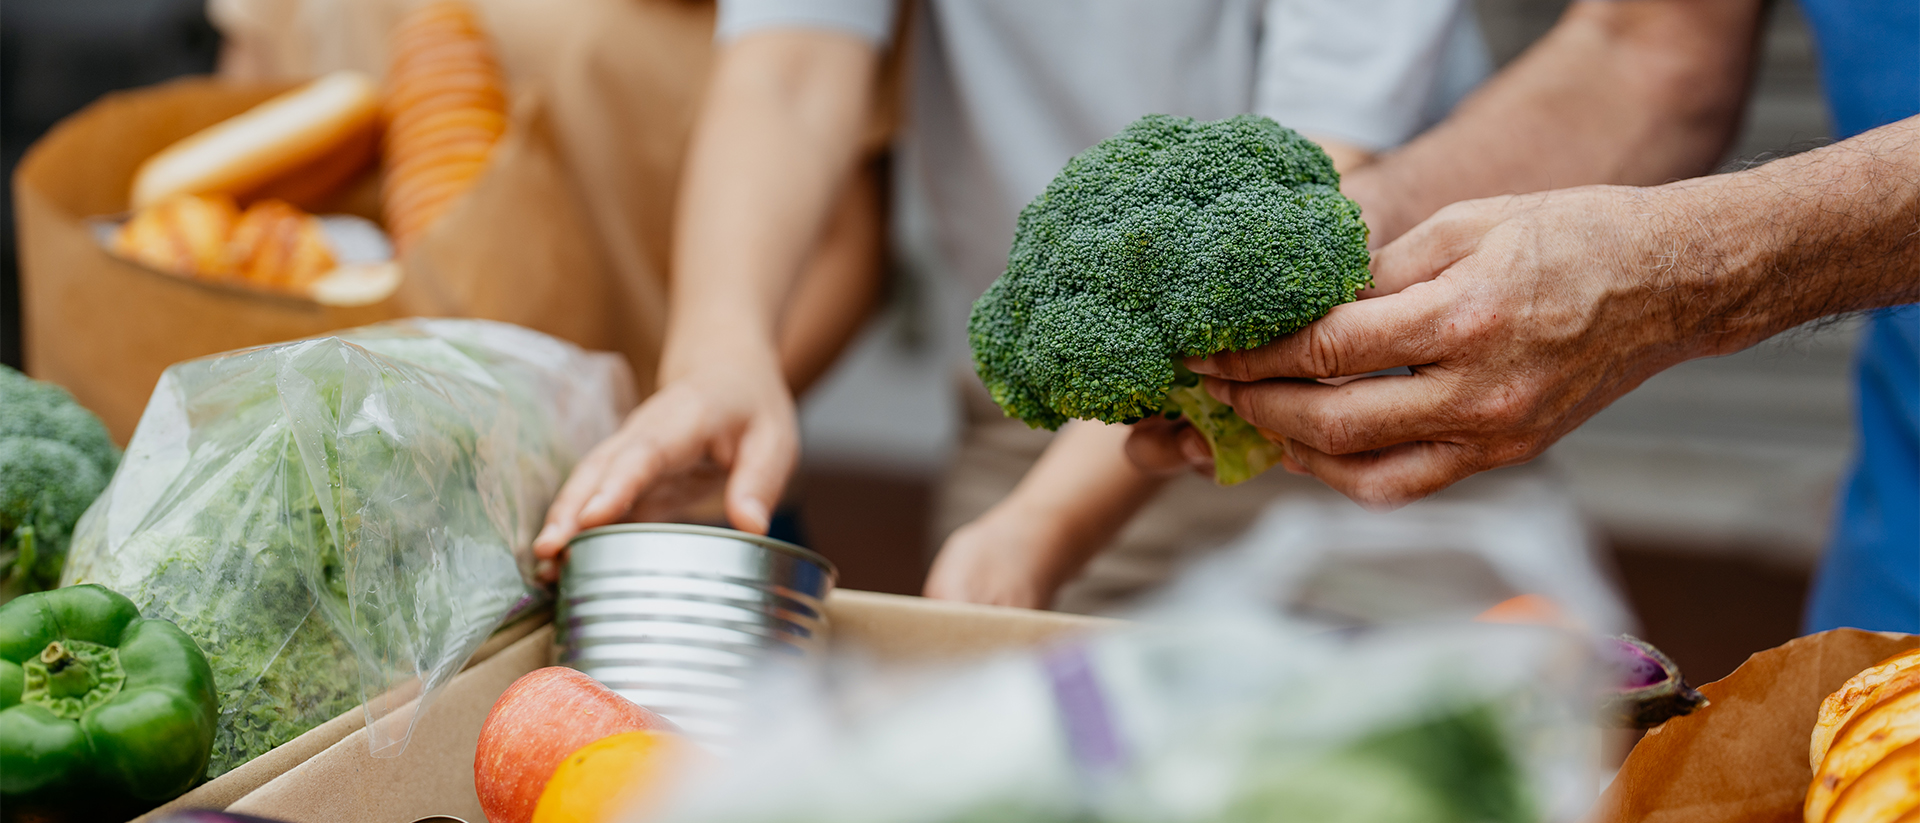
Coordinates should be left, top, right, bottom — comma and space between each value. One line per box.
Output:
1597, 629, 1920, 823
13, 77, 616, 442
210, 0, 896, 393
22, 0, 892, 443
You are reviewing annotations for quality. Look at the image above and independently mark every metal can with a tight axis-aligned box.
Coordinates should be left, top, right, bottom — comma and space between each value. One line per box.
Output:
558, 524, 837, 739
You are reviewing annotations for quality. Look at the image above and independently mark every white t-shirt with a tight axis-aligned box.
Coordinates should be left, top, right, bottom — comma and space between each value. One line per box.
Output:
720, 0, 1490, 297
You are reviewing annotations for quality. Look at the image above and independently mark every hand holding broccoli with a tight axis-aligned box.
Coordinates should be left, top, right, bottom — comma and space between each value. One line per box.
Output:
1193, 117, 1920, 508
968, 114, 1372, 485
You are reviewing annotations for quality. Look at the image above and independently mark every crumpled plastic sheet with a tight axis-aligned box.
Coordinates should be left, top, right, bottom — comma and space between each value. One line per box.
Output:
63, 318, 631, 774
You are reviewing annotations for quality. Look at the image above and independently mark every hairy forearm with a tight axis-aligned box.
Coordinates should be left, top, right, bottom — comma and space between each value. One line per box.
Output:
662, 31, 880, 382
1346, 0, 1762, 244
1659, 116, 1920, 357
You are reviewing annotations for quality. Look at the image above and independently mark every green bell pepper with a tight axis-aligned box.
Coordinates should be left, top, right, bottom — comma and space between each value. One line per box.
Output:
0, 584, 217, 807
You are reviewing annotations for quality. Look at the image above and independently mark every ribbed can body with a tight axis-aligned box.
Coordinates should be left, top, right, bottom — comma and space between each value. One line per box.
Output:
558, 524, 837, 739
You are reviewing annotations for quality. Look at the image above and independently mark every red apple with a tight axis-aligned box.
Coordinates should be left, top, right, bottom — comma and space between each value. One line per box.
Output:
475, 667, 676, 823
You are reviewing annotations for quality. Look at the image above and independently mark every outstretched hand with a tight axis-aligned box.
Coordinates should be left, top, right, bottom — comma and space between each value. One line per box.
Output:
533, 352, 797, 579
1188, 187, 1700, 509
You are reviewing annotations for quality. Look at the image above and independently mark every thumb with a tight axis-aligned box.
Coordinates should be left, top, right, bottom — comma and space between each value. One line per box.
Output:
1365, 196, 1508, 297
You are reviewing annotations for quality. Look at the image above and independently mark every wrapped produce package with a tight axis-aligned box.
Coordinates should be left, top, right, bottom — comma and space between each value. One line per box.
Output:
61, 318, 631, 777
663, 610, 1606, 823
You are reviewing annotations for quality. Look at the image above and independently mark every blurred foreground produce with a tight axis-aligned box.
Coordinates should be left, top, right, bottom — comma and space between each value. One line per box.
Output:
0, 366, 118, 602
1475, 595, 1705, 729
1805, 648, 1920, 823
660, 616, 1601, 823
380, 0, 509, 251
532, 729, 690, 823
1602, 634, 1707, 729
61, 319, 627, 777
968, 113, 1372, 485
0, 585, 217, 817
477, 667, 679, 823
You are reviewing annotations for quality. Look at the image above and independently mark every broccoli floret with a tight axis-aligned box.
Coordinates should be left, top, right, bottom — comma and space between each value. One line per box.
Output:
968, 113, 1371, 484
1, 366, 119, 600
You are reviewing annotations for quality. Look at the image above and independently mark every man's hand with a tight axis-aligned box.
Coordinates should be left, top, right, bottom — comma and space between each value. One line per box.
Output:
1190, 187, 1697, 509
1189, 117, 1920, 511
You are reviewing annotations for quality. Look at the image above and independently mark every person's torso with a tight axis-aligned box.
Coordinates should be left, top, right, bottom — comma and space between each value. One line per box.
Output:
1798, 0, 1920, 632
896, 0, 1485, 299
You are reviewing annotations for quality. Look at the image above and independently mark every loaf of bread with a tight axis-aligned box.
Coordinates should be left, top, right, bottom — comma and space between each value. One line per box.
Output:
227, 199, 338, 290
1807, 648, 1920, 823
111, 193, 242, 278
380, 0, 508, 251
111, 194, 337, 294
130, 72, 381, 210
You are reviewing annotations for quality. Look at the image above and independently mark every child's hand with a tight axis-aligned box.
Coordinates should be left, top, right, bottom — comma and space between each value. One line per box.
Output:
1124, 416, 1218, 477
923, 512, 1066, 610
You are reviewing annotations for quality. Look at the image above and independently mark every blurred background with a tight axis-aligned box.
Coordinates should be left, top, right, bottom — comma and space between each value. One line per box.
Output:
2, 0, 1846, 683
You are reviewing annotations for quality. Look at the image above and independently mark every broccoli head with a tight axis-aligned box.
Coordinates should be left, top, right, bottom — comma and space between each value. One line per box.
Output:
1, 366, 119, 601
968, 113, 1372, 484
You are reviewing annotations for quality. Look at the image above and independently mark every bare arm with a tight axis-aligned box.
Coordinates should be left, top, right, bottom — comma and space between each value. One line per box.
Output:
667, 31, 880, 385
535, 31, 879, 559
1344, 0, 1766, 244
925, 421, 1168, 609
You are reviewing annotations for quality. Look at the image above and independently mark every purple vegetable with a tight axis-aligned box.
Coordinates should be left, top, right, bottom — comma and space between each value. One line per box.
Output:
1602, 634, 1708, 729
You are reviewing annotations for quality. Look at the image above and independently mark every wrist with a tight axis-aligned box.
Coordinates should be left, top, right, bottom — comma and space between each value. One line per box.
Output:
1638, 174, 1799, 360
968, 497, 1084, 590
1341, 165, 1415, 249
657, 319, 782, 387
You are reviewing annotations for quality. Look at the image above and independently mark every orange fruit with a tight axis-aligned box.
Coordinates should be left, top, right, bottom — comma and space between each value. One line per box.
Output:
531, 730, 687, 823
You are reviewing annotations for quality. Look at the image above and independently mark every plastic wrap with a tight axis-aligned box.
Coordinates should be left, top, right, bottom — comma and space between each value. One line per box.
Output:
62, 318, 631, 775
662, 614, 1605, 823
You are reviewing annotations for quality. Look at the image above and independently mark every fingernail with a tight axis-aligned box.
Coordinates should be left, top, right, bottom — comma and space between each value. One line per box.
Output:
535, 524, 561, 546
735, 498, 770, 535
1204, 378, 1230, 402
583, 494, 614, 516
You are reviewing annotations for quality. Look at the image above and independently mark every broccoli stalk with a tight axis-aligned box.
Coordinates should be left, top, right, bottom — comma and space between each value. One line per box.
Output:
1162, 361, 1286, 486
969, 113, 1370, 484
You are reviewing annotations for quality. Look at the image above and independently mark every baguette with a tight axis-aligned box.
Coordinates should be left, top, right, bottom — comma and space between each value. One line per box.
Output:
131, 71, 381, 209
380, 0, 508, 251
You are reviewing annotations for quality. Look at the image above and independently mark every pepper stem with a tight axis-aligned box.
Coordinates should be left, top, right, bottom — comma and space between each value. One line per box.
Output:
39, 640, 96, 700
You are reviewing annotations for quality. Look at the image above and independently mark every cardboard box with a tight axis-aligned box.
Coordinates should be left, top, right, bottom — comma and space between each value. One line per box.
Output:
156, 590, 1114, 822
131, 611, 552, 821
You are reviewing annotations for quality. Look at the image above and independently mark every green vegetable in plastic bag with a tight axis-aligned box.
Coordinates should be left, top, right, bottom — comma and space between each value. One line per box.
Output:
63, 319, 629, 776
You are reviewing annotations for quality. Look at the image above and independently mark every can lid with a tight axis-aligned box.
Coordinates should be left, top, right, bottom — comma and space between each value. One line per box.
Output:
569, 523, 837, 580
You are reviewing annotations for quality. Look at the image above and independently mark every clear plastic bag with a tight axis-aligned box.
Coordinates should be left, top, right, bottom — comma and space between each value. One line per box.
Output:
62, 318, 631, 775
663, 613, 1606, 823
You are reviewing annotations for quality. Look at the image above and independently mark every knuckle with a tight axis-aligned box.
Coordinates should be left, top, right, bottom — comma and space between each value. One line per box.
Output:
1306, 406, 1361, 455
1483, 436, 1538, 467
1208, 351, 1251, 381
1303, 324, 1347, 379
1349, 475, 1414, 512
1475, 386, 1534, 430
